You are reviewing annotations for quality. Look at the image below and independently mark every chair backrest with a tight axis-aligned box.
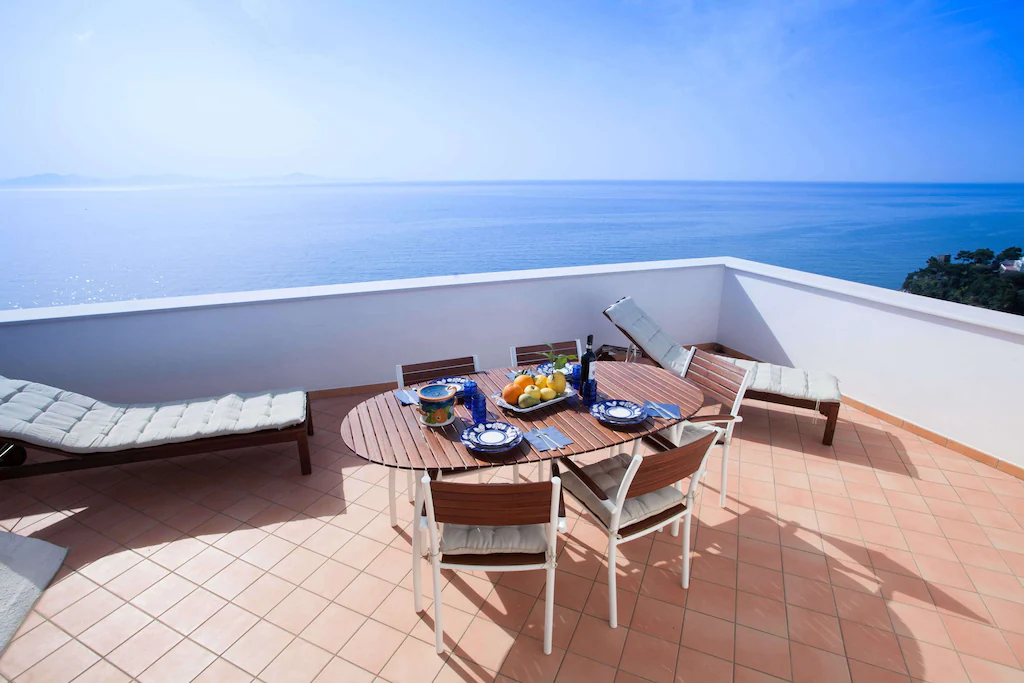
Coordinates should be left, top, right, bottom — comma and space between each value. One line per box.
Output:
396, 355, 479, 387
510, 340, 582, 367
624, 430, 718, 498
684, 348, 751, 416
603, 297, 693, 377
426, 480, 556, 527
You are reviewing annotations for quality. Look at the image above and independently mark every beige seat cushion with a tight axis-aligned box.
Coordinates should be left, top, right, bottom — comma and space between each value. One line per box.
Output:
561, 450, 698, 531
440, 524, 548, 555
726, 359, 841, 403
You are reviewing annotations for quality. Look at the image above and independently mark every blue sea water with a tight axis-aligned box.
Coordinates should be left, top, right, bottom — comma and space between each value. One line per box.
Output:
2, 181, 1023, 310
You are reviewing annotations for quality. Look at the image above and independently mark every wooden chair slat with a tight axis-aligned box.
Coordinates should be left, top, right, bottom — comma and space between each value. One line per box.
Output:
626, 432, 716, 498
430, 481, 553, 526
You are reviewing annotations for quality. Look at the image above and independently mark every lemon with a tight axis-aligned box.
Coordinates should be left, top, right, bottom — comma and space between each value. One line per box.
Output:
549, 373, 567, 394
539, 387, 557, 401
534, 375, 547, 389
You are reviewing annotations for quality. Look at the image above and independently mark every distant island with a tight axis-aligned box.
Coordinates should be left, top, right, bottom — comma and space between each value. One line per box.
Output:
903, 247, 1024, 316
0, 172, 344, 189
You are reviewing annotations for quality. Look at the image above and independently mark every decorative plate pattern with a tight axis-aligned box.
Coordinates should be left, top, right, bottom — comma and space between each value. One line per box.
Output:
460, 422, 524, 452
590, 400, 648, 425
536, 362, 577, 376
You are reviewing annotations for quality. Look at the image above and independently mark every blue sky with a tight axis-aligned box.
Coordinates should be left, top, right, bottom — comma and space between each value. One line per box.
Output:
1, 0, 1022, 182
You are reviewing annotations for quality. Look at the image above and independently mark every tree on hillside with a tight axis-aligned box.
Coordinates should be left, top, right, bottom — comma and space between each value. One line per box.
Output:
903, 247, 1024, 316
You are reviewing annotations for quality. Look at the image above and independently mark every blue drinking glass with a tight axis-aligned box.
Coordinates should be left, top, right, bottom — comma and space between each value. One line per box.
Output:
469, 393, 488, 425
462, 380, 477, 401
569, 364, 582, 390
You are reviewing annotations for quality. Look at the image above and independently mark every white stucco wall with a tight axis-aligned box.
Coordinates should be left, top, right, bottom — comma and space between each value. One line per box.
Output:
0, 259, 724, 403
717, 258, 1024, 466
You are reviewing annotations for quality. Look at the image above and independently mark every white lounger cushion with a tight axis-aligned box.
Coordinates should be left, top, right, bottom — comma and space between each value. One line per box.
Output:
726, 360, 842, 403
0, 376, 306, 454
605, 296, 841, 404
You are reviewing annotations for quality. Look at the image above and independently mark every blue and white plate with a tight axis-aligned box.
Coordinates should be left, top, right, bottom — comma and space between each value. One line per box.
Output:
428, 376, 471, 397
461, 422, 523, 452
536, 361, 577, 376
590, 400, 647, 425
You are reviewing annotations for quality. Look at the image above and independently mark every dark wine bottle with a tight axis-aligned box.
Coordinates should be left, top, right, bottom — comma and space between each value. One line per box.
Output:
580, 335, 597, 407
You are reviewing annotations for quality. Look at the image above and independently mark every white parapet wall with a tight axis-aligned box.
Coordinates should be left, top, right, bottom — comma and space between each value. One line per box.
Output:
717, 258, 1024, 467
1, 256, 1022, 467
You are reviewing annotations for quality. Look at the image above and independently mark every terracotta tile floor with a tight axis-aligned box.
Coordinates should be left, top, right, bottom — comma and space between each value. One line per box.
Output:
3, 396, 1024, 683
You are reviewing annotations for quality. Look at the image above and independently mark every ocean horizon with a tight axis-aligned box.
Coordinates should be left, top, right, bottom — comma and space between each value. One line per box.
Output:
3, 180, 1023, 311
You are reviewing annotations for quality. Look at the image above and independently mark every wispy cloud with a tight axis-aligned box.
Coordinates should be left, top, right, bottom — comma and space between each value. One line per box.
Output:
74, 29, 93, 46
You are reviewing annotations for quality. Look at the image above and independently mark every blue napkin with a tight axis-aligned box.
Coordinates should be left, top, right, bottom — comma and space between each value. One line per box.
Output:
393, 389, 419, 406
524, 427, 573, 452
644, 401, 680, 419
506, 369, 534, 380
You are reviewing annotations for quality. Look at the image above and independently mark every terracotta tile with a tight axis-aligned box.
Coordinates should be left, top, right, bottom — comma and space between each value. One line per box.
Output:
631, 595, 685, 643
78, 603, 153, 655
833, 586, 892, 631
233, 573, 295, 616
733, 663, 788, 683
300, 602, 366, 653
0, 621, 71, 679
734, 625, 791, 680
51, 587, 125, 635
555, 651, 617, 683
240, 534, 298, 570
106, 621, 184, 677
964, 565, 1024, 603
875, 569, 934, 609
72, 659, 135, 683
786, 604, 844, 655
681, 610, 735, 661
735, 590, 787, 637
781, 547, 829, 583
266, 586, 330, 634
555, 570, 598, 612
674, 646, 733, 683
915, 555, 975, 591
898, 637, 970, 683
15, 640, 99, 683
847, 660, 911, 683
523, 601, 581, 650
34, 572, 100, 617
191, 658, 255, 683
983, 595, 1024, 635
336, 572, 397, 616
959, 654, 1024, 683
137, 638, 216, 683
131, 573, 197, 617
338, 618, 406, 673
260, 637, 334, 683
942, 614, 1020, 668
332, 533, 386, 571
566, 614, 627, 668
737, 537, 782, 572
618, 630, 678, 683
222, 619, 294, 675
105, 560, 170, 601
887, 601, 953, 648
840, 619, 906, 674
496, 636, 565, 683
790, 642, 851, 683
639, 565, 689, 609
783, 574, 835, 615
190, 603, 260, 654
737, 564, 784, 602
159, 587, 226, 635
684, 578, 736, 621
478, 584, 538, 631
300, 558, 358, 600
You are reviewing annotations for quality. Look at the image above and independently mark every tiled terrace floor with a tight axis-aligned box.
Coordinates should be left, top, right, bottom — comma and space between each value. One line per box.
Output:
3, 396, 1024, 683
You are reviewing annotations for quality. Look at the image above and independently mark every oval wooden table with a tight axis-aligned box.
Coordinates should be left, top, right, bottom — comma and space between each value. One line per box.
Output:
340, 361, 705, 524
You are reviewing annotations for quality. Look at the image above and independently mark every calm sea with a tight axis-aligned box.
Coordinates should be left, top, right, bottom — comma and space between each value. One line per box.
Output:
2, 181, 1023, 310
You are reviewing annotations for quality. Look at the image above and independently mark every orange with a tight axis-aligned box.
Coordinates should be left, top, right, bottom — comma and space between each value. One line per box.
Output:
512, 374, 534, 390
502, 383, 525, 404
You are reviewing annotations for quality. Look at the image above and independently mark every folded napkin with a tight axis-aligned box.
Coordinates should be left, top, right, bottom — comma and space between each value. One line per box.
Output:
643, 401, 681, 419
505, 369, 534, 380
524, 427, 573, 452
393, 389, 419, 406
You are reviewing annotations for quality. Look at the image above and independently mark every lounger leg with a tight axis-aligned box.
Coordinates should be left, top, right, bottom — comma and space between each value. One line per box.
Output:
305, 397, 315, 436
296, 432, 312, 476
821, 403, 840, 446
544, 564, 555, 655
388, 469, 398, 527
682, 507, 693, 589
719, 442, 730, 508
412, 480, 424, 612
607, 537, 618, 628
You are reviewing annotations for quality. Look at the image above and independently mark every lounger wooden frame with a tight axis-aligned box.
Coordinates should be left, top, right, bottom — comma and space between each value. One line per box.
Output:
0, 394, 315, 480
603, 299, 841, 445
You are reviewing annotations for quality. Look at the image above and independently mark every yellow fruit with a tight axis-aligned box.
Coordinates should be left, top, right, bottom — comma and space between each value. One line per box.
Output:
549, 373, 567, 394
513, 374, 534, 390
518, 394, 540, 408
539, 387, 556, 401
502, 383, 524, 404
534, 375, 547, 389
523, 384, 541, 399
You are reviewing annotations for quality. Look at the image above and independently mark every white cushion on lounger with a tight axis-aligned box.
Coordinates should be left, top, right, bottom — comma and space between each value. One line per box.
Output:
603, 297, 692, 376
725, 360, 841, 403
0, 376, 306, 454
440, 524, 548, 555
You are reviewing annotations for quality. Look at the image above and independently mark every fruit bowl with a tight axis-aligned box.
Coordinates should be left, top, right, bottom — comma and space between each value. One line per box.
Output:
493, 388, 576, 413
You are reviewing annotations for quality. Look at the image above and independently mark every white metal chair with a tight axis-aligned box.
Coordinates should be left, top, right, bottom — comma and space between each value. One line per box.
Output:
413, 477, 562, 654
558, 427, 722, 627
390, 355, 480, 526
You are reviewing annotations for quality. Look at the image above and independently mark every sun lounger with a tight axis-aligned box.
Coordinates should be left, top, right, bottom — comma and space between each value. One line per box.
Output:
603, 296, 842, 445
0, 376, 313, 479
